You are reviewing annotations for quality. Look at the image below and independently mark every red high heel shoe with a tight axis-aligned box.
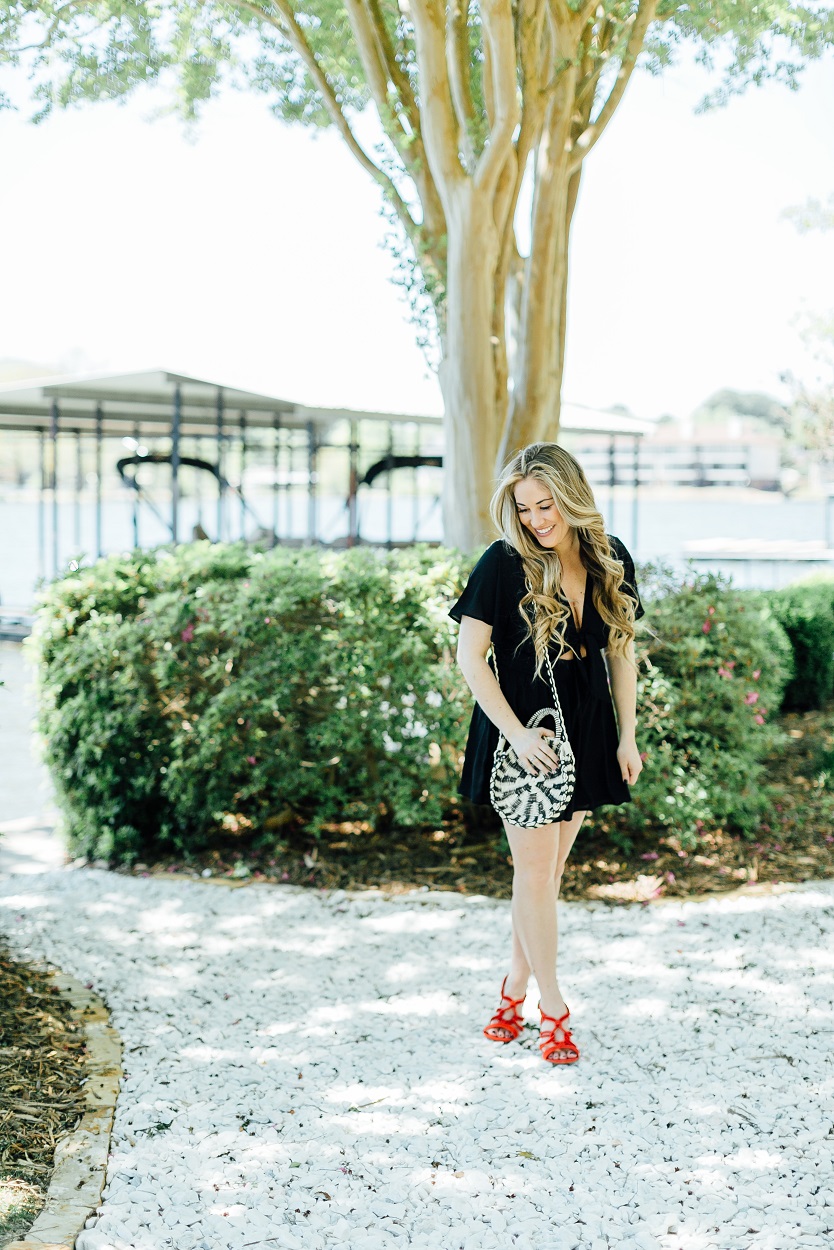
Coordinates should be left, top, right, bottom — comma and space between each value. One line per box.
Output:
538, 1003, 580, 1064
483, 975, 527, 1043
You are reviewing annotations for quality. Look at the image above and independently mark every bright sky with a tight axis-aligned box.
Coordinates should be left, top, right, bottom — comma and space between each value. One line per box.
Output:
1, 45, 833, 422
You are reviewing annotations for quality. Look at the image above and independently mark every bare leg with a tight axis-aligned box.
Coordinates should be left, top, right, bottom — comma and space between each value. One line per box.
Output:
504, 822, 563, 1022
505, 810, 588, 1018
485, 811, 587, 1040
554, 810, 587, 899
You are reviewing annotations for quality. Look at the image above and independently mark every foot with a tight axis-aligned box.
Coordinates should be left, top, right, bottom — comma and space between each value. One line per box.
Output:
538, 1000, 579, 1064
483, 975, 528, 1043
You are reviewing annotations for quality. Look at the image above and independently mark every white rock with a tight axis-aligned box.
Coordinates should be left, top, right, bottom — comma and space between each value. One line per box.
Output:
2, 870, 832, 1249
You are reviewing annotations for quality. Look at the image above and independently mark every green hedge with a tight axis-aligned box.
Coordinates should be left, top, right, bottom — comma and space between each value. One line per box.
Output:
769, 577, 834, 712
603, 567, 794, 846
30, 544, 795, 862
29, 543, 471, 861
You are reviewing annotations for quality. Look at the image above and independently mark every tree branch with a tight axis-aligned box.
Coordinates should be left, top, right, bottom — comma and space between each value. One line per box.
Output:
498, 67, 577, 461
576, 0, 600, 26
366, 0, 423, 136
342, 0, 403, 131
490, 0, 551, 327
573, 15, 615, 118
492, 0, 546, 248
233, 0, 419, 238
408, 0, 465, 191
344, 0, 417, 150
336, 0, 449, 284
568, 0, 658, 172
12, 0, 98, 53
474, 0, 520, 193
446, 0, 477, 168
482, 25, 496, 132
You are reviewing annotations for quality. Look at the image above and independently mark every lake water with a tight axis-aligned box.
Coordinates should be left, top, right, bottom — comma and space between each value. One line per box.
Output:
0, 486, 825, 608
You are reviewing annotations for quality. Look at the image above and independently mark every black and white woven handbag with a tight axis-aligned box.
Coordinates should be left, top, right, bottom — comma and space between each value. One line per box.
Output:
489, 647, 576, 828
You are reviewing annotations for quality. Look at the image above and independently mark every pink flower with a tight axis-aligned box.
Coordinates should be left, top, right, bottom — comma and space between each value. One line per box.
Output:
707, 605, 715, 615
754, 713, 765, 724
246, 755, 256, 765
702, 621, 712, 634
752, 669, 761, 680
744, 691, 759, 705
665, 871, 676, 884
180, 622, 194, 643
264, 617, 271, 624
717, 666, 733, 679
640, 751, 649, 763
641, 851, 659, 861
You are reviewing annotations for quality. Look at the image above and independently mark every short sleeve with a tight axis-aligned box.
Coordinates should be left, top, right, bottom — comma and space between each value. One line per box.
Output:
609, 535, 645, 621
448, 541, 507, 627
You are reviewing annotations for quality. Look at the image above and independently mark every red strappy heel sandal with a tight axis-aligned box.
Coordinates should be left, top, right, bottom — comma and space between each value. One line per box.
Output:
538, 1003, 580, 1064
483, 975, 527, 1043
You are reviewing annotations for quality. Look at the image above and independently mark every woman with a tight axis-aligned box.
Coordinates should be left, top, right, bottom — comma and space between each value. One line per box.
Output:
448, 443, 644, 1065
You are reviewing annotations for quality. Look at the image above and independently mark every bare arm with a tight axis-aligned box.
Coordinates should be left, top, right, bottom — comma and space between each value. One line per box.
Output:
607, 641, 642, 785
456, 616, 562, 776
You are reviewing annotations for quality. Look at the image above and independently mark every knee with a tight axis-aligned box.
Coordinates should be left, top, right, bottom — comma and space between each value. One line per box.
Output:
513, 855, 560, 891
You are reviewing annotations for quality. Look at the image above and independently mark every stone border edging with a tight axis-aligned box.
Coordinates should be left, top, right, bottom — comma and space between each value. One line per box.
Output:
6, 976, 122, 1250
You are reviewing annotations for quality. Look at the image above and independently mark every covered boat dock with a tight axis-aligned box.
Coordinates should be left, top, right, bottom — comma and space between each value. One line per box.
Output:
0, 370, 648, 615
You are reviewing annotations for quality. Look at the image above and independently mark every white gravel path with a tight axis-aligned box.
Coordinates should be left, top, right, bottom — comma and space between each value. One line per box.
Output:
1, 869, 832, 1250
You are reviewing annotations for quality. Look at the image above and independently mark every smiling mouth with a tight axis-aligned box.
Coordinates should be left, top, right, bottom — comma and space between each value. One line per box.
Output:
534, 525, 554, 536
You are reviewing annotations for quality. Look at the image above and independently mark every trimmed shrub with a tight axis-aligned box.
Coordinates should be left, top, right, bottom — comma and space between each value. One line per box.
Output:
30, 545, 794, 863
770, 577, 834, 711
605, 568, 794, 846
30, 543, 471, 862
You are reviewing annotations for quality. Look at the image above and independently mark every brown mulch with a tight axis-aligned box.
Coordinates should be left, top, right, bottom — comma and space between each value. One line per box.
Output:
0, 950, 87, 1247
128, 703, 834, 904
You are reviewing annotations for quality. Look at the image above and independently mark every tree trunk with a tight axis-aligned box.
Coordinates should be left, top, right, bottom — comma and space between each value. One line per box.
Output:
438, 185, 505, 552
498, 147, 581, 466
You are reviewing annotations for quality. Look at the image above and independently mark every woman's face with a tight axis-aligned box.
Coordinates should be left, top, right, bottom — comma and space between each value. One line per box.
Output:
513, 476, 571, 549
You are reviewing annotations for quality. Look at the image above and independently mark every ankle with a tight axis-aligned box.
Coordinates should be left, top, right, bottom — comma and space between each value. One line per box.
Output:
539, 995, 568, 1022
504, 973, 529, 999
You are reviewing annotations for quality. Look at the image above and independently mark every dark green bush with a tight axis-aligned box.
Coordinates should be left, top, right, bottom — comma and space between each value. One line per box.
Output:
30, 546, 795, 863
602, 568, 794, 847
770, 577, 834, 711
30, 543, 471, 862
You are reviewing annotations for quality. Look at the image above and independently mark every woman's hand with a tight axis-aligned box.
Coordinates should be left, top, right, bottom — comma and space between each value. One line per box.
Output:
508, 727, 563, 776
617, 737, 643, 785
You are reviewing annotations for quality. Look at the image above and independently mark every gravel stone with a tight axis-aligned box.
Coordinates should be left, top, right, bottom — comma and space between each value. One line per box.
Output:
1, 871, 832, 1250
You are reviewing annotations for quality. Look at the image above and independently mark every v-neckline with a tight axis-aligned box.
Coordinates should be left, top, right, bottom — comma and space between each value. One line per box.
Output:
559, 575, 588, 633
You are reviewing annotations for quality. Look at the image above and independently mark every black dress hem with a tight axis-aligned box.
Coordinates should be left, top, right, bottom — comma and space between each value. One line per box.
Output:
448, 534, 643, 821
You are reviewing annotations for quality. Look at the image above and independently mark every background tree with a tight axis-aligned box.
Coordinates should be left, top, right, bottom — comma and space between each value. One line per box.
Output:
3, 1, 834, 546
783, 194, 834, 462
694, 389, 791, 434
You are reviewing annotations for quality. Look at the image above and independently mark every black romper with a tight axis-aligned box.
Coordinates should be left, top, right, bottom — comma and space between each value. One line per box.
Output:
448, 534, 644, 819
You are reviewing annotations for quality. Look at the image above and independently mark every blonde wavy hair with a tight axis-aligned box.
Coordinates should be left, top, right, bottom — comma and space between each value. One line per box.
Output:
489, 442, 637, 674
